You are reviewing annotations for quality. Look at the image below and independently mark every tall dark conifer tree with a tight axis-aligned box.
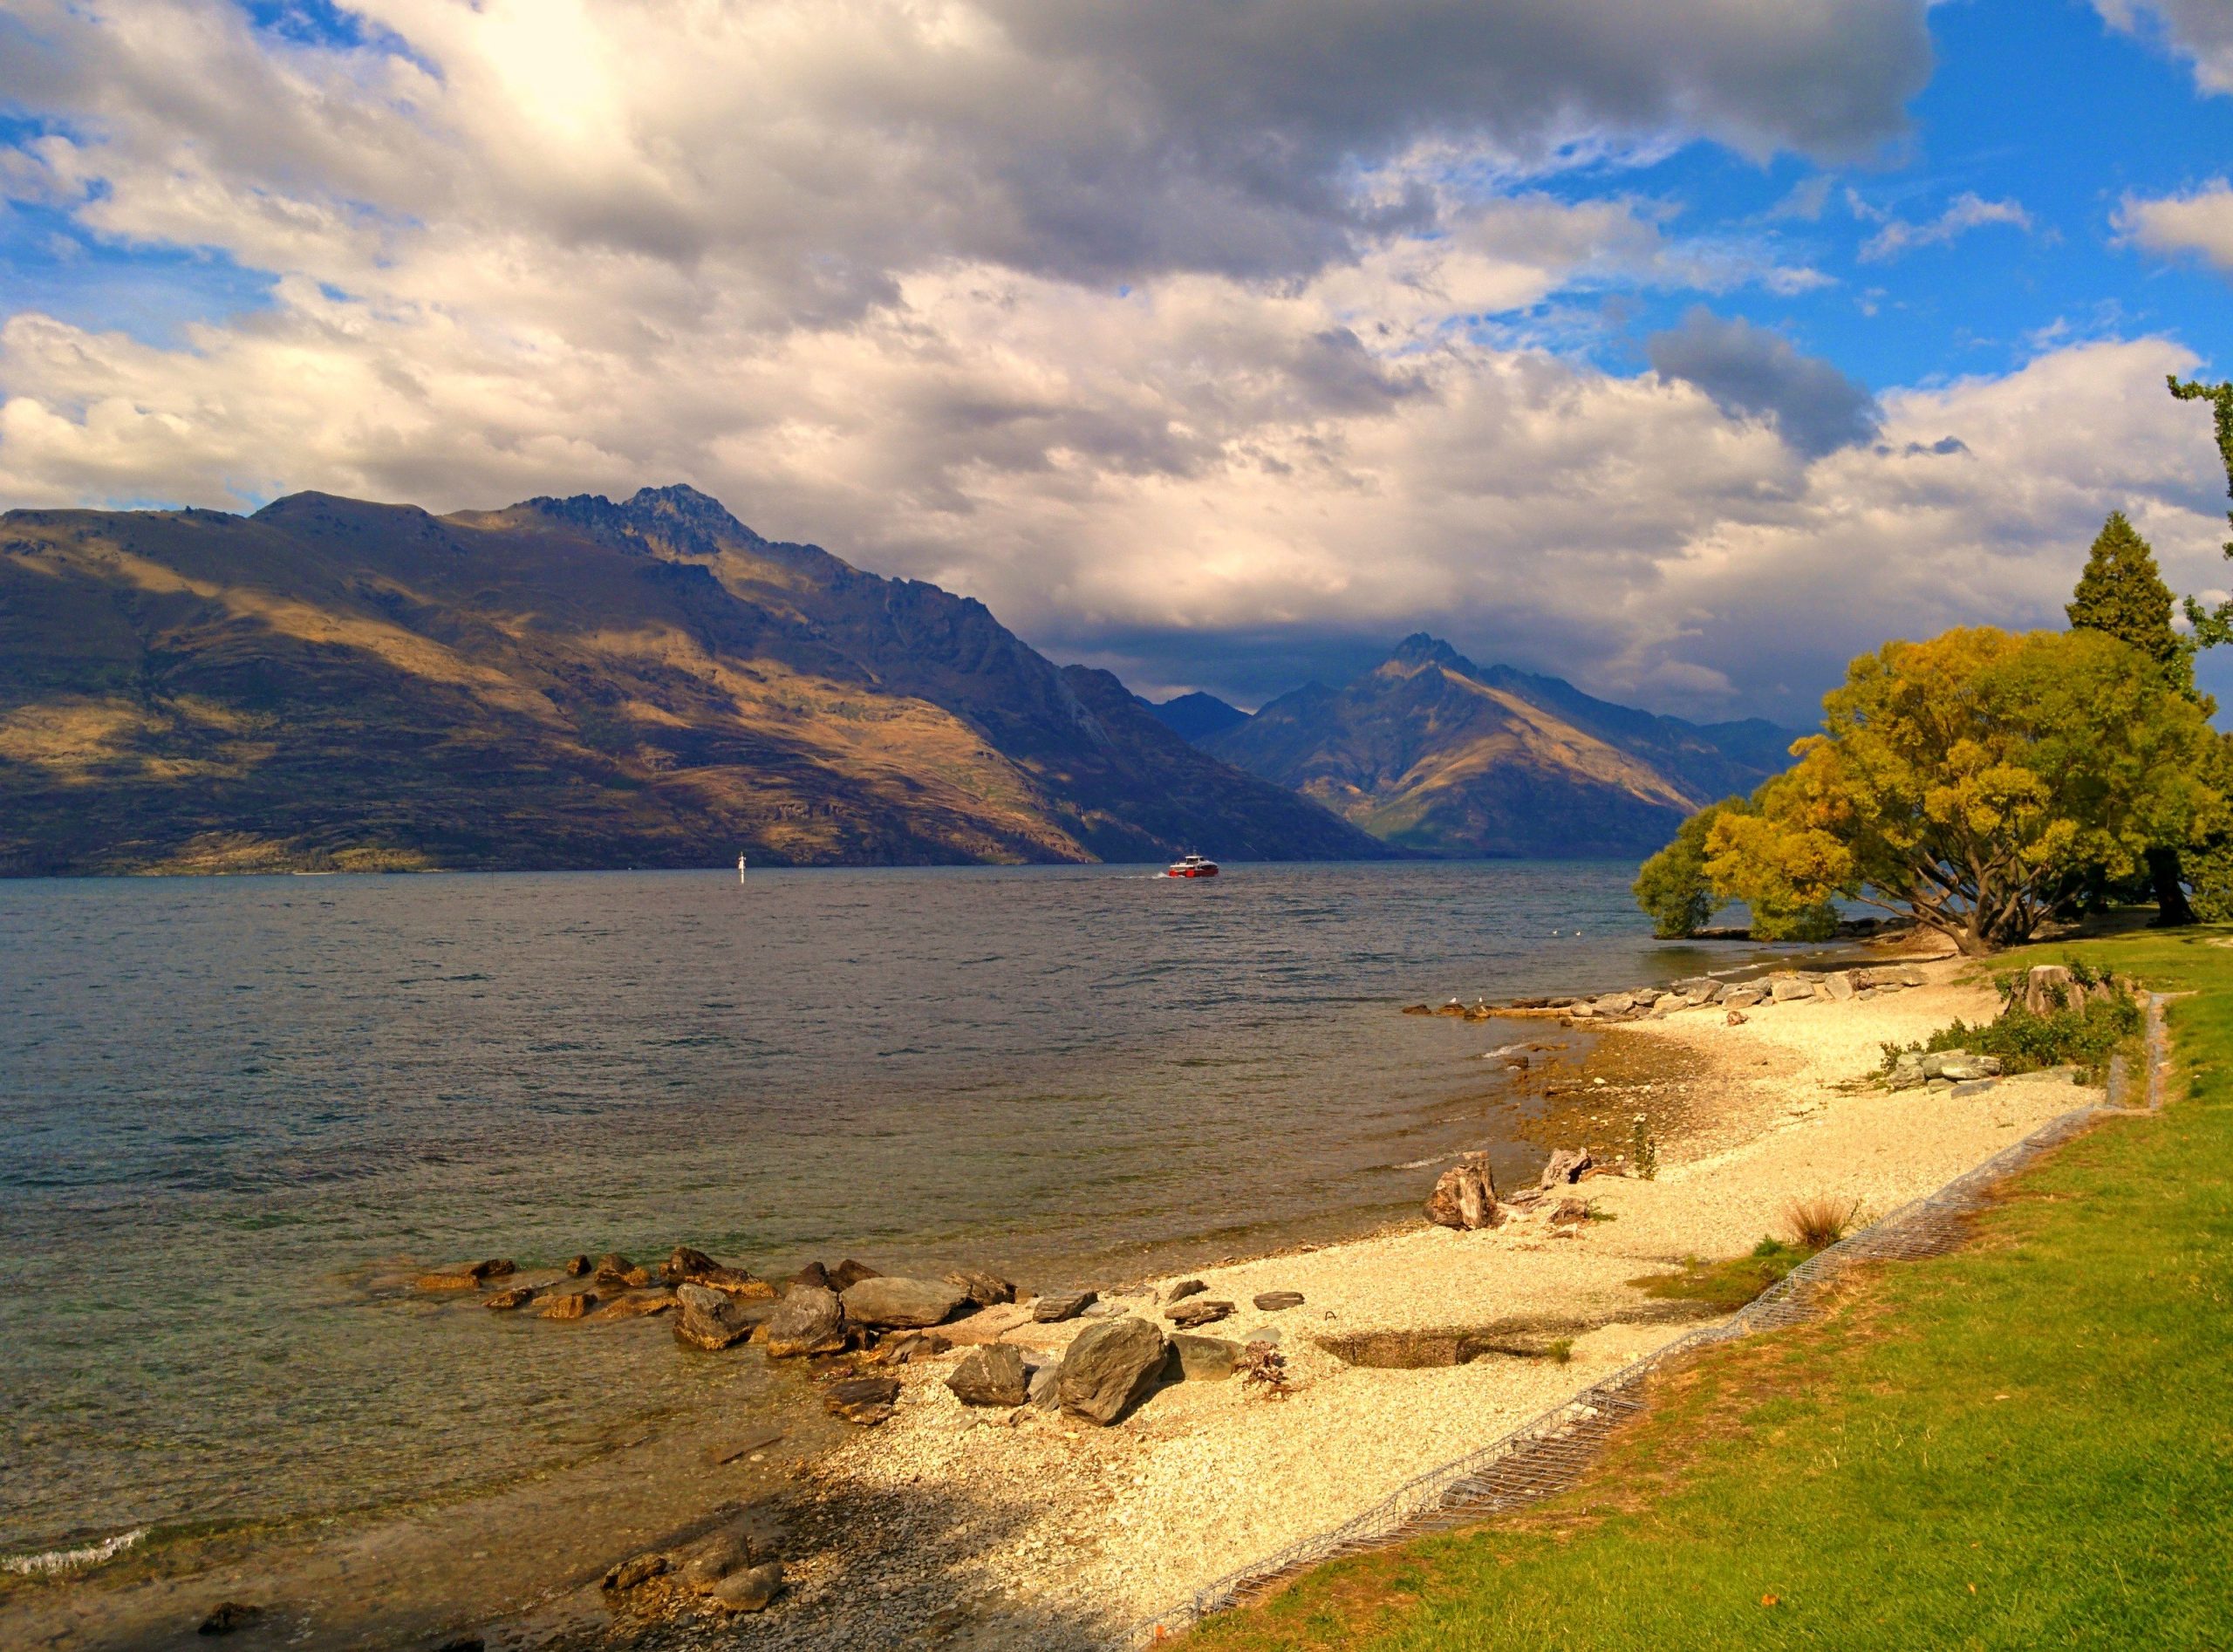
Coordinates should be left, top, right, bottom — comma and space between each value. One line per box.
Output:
2067, 510, 2198, 923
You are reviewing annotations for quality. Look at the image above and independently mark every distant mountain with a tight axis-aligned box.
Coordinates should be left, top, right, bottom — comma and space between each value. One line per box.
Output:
0, 486, 1385, 874
1200, 634, 1801, 857
1144, 691, 1249, 742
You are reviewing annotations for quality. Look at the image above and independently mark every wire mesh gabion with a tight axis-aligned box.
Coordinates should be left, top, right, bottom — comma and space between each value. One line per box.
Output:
1118, 994, 2168, 1647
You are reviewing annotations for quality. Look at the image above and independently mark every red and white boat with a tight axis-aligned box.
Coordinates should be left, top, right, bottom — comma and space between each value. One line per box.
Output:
1164, 853, 1219, 877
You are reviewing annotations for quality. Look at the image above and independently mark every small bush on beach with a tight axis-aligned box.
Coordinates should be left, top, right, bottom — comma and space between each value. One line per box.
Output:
1782, 1196, 1859, 1249
1880, 992, 2141, 1084
1629, 1115, 1659, 1181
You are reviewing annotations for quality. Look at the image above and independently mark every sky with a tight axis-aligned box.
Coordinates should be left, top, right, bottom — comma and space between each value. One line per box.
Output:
4, 1, 2233, 726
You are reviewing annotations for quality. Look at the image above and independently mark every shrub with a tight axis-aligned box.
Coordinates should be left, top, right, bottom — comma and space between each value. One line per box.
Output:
1783, 1196, 1860, 1249
1629, 1115, 1659, 1182
1881, 991, 2141, 1084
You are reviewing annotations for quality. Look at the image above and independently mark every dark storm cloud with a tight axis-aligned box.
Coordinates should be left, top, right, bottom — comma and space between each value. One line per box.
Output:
1647, 307, 1881, 457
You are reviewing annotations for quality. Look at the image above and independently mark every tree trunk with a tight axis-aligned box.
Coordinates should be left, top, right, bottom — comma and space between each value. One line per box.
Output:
2148, 846, 2195, 927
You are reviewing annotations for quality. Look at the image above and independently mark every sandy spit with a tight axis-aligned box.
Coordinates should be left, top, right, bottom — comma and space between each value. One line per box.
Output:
660, 956, 2101, 1651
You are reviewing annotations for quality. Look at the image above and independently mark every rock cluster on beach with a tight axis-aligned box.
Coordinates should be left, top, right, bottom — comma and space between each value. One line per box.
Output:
1402, 966, 1928, 1025
601, 1519, 785, 1618
406, 1235, 1317, 1457
1487, 965, 1930, 1024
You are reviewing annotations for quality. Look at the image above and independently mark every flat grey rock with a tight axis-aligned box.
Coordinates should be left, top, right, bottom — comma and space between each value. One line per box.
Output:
841, 1275, 968, 1328
1032, 1288, 1096, 1322
1169, 1333, 1239, 1382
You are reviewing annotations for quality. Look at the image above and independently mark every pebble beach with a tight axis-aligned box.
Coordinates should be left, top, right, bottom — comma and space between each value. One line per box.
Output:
608, 948, 2103, 1650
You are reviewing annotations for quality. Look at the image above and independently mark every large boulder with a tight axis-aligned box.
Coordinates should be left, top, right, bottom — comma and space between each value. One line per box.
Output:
1424, 1156, 1501, 1230
828, 1258, 881, 1291
1769, 976, 1814, 1001
1058, 1317, 1168, 1424
673, 1283, 756, 1350
946, 1343, 1030, 1406
842, 1276, 968, 1328
762, 1286, 848, 1358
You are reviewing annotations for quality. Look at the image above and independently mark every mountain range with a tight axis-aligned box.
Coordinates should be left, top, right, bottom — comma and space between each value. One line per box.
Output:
1188, 635, 1800, 857
0, 486, 1382, 875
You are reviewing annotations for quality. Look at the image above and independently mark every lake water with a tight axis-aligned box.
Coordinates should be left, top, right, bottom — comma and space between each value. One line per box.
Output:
0, 861, 1793, 1573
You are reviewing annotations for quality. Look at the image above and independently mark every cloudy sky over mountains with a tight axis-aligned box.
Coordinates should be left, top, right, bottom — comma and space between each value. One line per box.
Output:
3, 0, 2233, 720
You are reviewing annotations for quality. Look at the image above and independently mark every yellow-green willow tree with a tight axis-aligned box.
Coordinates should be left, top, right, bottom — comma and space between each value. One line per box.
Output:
1698, 627, 2223, 955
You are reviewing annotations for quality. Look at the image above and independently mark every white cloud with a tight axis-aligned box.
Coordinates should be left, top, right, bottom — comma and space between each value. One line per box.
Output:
7, 1, 2221, 723
1858, 192, 2033, 262
2117, 178, 2233, 273
2097, 1, 2233, 96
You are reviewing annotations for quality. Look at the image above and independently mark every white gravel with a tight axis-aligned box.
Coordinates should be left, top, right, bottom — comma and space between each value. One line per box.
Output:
750, 958, 2102, 1647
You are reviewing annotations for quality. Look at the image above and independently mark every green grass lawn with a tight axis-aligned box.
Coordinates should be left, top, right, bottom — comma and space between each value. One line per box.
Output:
1188, 929, 2233, 1651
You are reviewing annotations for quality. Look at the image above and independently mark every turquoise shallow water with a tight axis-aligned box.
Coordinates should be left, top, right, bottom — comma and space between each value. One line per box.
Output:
0, 860, 1784, 1560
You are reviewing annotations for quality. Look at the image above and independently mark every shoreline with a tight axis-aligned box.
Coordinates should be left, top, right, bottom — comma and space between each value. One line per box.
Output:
584, 949, 2101, 1650
3, 944, 2086, 1651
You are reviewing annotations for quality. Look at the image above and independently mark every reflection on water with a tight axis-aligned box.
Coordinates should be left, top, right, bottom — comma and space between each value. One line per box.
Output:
0, 860, 1789, 1561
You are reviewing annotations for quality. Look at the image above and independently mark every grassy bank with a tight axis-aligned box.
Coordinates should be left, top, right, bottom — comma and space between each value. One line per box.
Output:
1189, 930, 2233, 1651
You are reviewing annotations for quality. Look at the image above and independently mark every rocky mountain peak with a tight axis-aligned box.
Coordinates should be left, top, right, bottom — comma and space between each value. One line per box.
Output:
518, 483, 766, 558
1384, 632, 1470, 673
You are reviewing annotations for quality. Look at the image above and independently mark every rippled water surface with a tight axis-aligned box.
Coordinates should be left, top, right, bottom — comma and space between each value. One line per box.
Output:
1, 861, 1786, 1557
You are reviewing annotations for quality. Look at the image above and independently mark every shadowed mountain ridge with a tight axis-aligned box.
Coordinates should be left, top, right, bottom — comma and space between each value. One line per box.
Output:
1199, 633, 1800, 857
0, 485, 1382, 874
